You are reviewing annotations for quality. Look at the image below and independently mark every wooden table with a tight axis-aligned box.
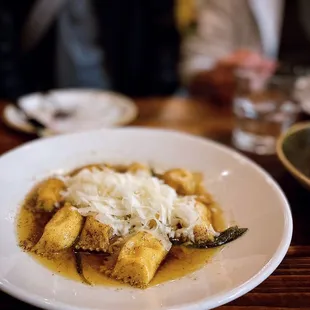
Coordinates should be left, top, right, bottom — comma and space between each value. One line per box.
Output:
0, 97, 310, 309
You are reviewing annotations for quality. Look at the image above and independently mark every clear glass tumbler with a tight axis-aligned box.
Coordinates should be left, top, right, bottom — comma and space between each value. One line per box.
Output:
232, 70, 300, 155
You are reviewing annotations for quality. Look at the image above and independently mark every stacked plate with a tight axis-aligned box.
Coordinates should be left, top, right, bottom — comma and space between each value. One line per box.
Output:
3, 89, 138, 136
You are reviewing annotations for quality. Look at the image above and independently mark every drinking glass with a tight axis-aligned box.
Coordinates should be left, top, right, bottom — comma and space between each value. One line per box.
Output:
232, 70, 300, 155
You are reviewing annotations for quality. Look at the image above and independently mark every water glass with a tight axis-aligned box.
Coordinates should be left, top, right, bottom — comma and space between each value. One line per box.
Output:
232, 70, 300, 155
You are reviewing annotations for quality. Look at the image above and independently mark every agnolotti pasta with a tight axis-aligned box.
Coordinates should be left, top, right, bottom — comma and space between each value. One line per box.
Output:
33, 203, 83, 255
112, 231, 168, 287
75, 216, 113, 253
17, 162, 247, 288
35, 178, 65, 212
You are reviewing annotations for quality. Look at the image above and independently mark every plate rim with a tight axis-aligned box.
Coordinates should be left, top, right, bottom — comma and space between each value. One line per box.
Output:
0, 127, 293, 310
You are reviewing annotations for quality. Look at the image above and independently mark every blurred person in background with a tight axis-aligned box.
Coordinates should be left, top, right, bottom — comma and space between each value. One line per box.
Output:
0, 0, 180, 101
181, 0, 310, 103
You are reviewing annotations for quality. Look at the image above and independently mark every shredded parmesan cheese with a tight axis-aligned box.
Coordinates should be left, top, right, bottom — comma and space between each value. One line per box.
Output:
62, 168, 209, 250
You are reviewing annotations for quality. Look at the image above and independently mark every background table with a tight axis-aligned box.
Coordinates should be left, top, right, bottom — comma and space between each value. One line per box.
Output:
0, 97, 310, 309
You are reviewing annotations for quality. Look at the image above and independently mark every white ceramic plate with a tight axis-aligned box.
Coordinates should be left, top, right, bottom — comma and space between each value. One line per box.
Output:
2, 89, 137, 135
0, 128, 292, 310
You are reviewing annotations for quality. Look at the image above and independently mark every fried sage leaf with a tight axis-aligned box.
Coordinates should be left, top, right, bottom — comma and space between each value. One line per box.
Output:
196, 226, 248, 248
170, 226, 248, 248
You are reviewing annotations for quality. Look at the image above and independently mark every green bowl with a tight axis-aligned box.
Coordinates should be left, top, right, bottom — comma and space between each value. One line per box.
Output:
277, 122, 310, 188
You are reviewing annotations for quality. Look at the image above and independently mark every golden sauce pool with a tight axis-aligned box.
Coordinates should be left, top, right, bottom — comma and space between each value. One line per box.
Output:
16, 172, 227, 288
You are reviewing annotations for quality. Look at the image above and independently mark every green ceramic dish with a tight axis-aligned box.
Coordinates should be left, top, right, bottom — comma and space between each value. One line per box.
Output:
277, 122, 310, 188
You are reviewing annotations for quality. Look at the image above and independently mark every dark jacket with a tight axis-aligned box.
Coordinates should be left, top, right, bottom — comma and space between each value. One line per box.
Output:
0, 0, 180, 100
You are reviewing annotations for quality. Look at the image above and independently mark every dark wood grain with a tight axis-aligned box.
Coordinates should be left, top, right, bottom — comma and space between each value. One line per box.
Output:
0, 97, 309, 309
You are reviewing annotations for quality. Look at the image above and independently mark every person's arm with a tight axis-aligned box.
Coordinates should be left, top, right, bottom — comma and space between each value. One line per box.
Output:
180, 0, 236, 85
187, 49, 276, 104
180, 0, 275, 103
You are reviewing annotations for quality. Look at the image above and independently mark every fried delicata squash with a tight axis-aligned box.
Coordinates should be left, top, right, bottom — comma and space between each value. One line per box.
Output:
75, 216, 113, 252
194, 202, 216, 243
127, 162, 151, 176
162, 169, 201, 195
196, 183, 214, 205
112, 231, 168, 288
196, 192, 214, 206
33, 202, 83, 254
163, 169, 214, 204
36, 178, 65, 212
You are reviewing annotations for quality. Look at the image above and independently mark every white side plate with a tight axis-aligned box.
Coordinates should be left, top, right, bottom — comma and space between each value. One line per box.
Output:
2, 89, 138, 135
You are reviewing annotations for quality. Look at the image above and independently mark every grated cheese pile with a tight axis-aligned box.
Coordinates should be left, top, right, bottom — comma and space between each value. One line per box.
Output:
62, 168, 202, 250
